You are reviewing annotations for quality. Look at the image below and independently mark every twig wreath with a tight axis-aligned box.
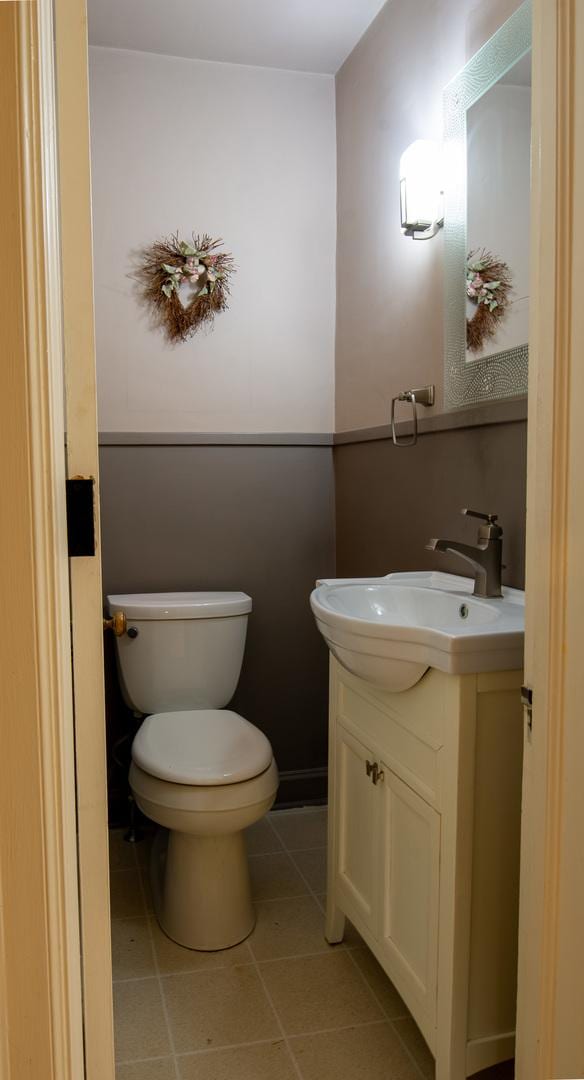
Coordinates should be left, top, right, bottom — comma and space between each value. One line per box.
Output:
466, 249, 513, 353
136, 233, 235, 343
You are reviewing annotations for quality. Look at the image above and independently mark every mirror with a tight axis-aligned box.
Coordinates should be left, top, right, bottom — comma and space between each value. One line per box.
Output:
443, 0, 531, 409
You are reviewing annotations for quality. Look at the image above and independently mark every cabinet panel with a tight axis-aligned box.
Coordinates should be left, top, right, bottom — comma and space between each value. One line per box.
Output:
379, 768, 440, 1024
335, 725, 379, 931
338, 675, 444, 808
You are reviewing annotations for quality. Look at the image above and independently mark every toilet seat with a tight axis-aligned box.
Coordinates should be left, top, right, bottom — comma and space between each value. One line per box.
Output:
130, 758, 279, 819
132, 709, 273, 786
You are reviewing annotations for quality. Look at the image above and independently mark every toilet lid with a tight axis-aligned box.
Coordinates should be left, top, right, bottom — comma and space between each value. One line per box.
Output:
131, 710, 273, 786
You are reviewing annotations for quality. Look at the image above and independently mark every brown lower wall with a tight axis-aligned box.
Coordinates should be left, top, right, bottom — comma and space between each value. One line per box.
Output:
99, 444, 336, 821
334, 421, 527, 588
99, 420, 527, 822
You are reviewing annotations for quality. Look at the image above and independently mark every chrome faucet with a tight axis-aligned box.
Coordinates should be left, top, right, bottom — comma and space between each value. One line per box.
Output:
427, 509, 504, 598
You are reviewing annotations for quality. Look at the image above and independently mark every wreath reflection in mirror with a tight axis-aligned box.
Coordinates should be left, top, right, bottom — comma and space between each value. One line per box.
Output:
466, 249, 512, 353
136, 233, 235, 344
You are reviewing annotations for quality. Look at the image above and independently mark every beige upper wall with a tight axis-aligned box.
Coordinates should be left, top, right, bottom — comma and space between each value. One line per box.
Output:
90, 47, 336, 433
335, 0, 524, 432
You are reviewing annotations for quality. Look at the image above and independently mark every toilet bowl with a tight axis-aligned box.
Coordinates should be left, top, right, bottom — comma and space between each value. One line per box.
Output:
107, 591, 279, 950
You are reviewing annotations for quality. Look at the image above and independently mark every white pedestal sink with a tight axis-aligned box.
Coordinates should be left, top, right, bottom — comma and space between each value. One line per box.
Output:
310, 570, 525, 691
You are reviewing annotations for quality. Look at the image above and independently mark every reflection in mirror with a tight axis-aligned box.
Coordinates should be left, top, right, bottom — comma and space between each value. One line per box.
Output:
466, 52, 531, 362
443, 0, 531, 409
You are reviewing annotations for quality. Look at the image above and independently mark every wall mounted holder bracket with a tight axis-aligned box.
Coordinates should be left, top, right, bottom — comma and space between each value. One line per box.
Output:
391, 385, 435, 447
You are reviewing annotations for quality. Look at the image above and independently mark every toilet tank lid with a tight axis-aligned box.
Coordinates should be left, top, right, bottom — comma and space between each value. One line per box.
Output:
106, 591, 252, 620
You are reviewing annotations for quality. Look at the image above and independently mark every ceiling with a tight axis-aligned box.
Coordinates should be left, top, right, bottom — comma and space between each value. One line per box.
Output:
88, 0, 388, 75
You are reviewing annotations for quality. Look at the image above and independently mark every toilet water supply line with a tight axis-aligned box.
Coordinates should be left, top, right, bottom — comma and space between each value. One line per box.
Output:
390, 384, 435, 447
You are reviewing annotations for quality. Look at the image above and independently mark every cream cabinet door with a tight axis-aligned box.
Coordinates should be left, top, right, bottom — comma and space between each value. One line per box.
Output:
335, 725, 380, 933
378, 767, 440, 1025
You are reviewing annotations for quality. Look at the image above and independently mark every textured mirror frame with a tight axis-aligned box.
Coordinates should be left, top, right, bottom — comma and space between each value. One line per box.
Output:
443, 0, 531, 409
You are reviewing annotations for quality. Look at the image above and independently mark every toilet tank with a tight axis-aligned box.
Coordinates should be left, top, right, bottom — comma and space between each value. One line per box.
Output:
106, 592, 252, 714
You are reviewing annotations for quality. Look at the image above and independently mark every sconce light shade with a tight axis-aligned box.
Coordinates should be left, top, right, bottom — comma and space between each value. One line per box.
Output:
400, 140, 444, 239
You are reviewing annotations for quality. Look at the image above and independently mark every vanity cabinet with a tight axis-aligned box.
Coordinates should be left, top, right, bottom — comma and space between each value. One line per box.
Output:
326, 659, 523, 1080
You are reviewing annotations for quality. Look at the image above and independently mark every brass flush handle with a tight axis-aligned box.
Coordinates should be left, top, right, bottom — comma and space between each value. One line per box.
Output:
103, 612, 127, 636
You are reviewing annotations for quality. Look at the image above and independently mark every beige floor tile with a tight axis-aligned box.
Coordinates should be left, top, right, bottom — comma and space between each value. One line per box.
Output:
162, 966, 280, 1053
140, 867, 155, 913
290, 1022, 421, 1080
134, 829, 155, 868
109, 829, 138, 871
113, 978, 171, 1062
150, 917, 253, 975
245, 817, 282, 855
290, 848, 327, 893
249, 852, 308, 901
249, 895, 333, 961
259, 952, 383, 1035
270, 808, 327, 851
110, 869, 147, 919
178, 1040, 297, 1079
392, 1017, 434, 1079
116, 1059, 176, 1080
111, 917, 155, 981
351, 947, 410, 1019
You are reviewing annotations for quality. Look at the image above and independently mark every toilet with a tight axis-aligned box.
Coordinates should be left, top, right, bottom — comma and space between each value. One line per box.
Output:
107, 591, 279, 951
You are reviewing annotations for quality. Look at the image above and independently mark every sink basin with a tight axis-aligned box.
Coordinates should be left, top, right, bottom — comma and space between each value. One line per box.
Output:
310, 571, 525, 691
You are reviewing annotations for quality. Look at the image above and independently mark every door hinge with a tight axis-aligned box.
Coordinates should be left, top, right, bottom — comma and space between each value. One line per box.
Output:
66, 476, 96, 557
521, 684, 533, 732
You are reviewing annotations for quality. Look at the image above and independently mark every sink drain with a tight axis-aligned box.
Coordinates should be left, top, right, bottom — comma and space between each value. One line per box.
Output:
459, 603, 469, 619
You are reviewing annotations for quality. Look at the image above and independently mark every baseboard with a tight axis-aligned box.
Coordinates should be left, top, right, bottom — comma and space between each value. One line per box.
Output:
275, 766, 328, 808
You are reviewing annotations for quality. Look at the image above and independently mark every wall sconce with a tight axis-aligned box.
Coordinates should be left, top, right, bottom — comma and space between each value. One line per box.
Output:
400, 140, 444, 240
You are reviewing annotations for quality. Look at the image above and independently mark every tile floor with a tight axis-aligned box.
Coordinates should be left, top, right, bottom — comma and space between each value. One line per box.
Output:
110, 808, 515, 1080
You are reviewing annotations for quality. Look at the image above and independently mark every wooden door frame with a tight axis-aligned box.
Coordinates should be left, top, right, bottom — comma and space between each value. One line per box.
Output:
0, 2, 85, 1076
0, 0, 115, 1076
1, 0, 583, 1077
516, 1, 584, 1077
52, 0, 116, 1072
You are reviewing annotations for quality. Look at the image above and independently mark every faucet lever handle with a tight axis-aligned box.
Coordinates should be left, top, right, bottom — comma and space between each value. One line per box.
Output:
461, 508, 498, 525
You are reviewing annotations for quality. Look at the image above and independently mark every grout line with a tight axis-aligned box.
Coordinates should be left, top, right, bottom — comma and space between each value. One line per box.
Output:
388, 1018, 433, 1080
251, 965, 305, 1080
113, 821, 428, 1079
269, 810, 327, 854
132, 841, 182, 1080
111, 942, 362, 985
288, 831, 429, 1080
286, 1017, 392, 1041
344, 950, 428, 1080
117, 1018, 394, 1068
245, 932, 305, 1080
116, 1052, 177, 1067
286, 849, 327, 909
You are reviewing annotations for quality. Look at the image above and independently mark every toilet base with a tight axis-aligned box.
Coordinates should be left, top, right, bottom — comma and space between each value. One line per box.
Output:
151, 827, 255, 951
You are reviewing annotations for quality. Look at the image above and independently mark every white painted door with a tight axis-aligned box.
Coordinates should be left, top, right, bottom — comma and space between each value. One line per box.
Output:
378, 767, 440, 1027
335, 724, 380, 932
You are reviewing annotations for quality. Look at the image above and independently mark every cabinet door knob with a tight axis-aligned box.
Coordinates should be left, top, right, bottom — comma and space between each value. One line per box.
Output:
372, 767, 384, 785
366, 760, 375, 778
